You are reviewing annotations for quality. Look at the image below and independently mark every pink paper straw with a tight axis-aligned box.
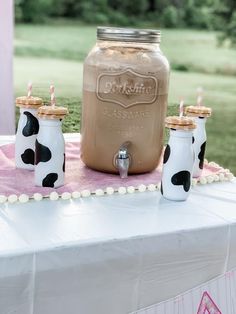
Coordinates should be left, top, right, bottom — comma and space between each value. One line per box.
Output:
50, 85, 56, 107
197, 87, 203, 106
27, 82, 32, 98
179, 98, 184, 118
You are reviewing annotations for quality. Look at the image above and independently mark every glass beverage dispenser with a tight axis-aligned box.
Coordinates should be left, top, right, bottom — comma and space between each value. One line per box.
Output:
81, 27, 170, 178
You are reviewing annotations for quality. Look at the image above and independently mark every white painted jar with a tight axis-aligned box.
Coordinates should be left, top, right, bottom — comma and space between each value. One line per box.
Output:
161, 116, 196, 201
185, 105, 212, 178
15, 96, 43, 170
34, 105, 68, 188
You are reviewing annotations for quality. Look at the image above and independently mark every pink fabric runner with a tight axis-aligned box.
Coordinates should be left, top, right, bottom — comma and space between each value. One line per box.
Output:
0, 141, 224, 197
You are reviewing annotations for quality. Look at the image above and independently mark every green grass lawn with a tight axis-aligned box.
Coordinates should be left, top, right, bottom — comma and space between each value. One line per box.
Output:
15, 24, 236, 75
14, 23, 236, 174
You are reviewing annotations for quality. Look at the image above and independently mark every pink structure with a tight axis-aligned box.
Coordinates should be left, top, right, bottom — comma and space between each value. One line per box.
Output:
0, 0, 14, 135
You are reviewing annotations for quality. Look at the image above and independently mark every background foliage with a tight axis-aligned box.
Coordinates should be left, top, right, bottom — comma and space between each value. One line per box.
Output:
15, 0, 236, 45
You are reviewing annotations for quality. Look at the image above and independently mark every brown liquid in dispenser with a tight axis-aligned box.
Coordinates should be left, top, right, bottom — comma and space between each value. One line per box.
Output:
81, 28, 170, 174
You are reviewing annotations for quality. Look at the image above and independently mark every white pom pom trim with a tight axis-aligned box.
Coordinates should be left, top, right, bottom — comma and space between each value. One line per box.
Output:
8, 194, 18, 203
148, 184, 156, 191
138, 184, 146, 192
200, 177, 207, 185
95, 189, 104, 196
118, 187, 126, 195
81, 190, 91, 197
50, 191, 59, 201
72, 191, 81, 199
0, 194, 7, 204
226, 173, 234, 181
106, 187, 114, 195
214, 174, 220, 182
34, 193, 43, 201
127, 186, 135, 194
19, 194, 29, 203
207, 176, 214, 184
219, 173, 225, 181
61, 192, 71, 200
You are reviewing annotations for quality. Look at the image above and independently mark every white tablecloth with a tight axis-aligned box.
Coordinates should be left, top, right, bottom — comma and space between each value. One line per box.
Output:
0, 135, 236, 314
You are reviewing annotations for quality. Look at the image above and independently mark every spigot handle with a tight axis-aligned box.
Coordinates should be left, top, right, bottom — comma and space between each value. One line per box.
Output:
116, 141, 131, 179
117, 158, 130, 179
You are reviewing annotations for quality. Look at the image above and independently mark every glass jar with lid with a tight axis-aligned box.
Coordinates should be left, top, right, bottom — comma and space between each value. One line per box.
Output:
81, 27, 170, 177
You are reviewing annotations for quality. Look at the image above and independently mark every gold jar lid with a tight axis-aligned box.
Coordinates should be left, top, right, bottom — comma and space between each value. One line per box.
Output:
165, 116, 196, 130
185, 105, 212, 118
37, 105, 69, 120
16, 96, 43, 109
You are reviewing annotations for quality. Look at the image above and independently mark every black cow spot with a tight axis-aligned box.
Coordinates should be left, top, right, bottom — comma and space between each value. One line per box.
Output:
192, 136, 195, 144
22, 112, 39, 137
35, 140, 52, 165
198, 141, 206, 169
160, 182, 163, 195
63, 153, 65, 172
21, 149, 35, 165
171, 171, 191, 192
42, 173, 58, 187
163, 145, 170, 164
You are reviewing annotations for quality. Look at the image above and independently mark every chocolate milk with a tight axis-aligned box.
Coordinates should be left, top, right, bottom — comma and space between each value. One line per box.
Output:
81, 28, 170, 174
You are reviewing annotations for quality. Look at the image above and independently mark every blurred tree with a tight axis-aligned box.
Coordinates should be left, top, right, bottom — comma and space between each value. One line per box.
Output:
50, 0, 67, 17
154, 0, 171, 12
123, 0, 148, 16
14, 0, 235, 43
162, 5, 179, 28
148, 0, 155, 11
108, 0, 148, 16
20, 0, 53, 22
15, 0, 23, 22
107, 10, 130, 26
227, 12, 236, 45
77, 0, 110, 24
213, 0, 236, 45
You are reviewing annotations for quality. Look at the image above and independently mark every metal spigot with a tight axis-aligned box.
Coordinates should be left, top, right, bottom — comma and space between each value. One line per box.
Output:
116, 141, 131, 179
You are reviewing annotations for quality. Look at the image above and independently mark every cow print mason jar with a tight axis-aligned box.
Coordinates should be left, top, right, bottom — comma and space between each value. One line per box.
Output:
15, 96, 43, 170
34, 105, 68, 188
161, 116, 196, 201
185, 105, 212, 178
